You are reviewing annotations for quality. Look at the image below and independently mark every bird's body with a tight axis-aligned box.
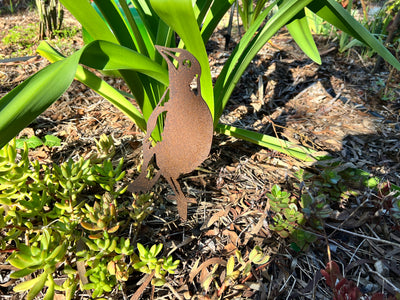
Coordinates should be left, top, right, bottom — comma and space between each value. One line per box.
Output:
128, 46, 213, 220
155, 91, 213, 177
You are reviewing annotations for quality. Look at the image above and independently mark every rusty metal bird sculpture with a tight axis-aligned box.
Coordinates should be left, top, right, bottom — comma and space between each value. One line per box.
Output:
128, 46, 214, 220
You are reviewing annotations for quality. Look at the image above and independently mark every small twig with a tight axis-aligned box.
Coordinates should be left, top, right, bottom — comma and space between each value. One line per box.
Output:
286, 276, 296, 300
349, 239, 366, 265
325, 224, 400, 248
383, 66, 396, 97
366, 268, 400, 293
165, 282, 183, 300
130, 271, 155, 300
327, 199, 370, 239
167, 236, 195, 257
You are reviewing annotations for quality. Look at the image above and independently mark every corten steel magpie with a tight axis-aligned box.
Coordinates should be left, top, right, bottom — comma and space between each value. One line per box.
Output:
128, 46, 214, 221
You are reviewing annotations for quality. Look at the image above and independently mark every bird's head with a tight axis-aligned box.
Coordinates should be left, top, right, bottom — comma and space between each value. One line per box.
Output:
155, 46, 201, 82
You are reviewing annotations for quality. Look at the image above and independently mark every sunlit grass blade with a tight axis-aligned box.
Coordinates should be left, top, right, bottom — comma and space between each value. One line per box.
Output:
215, 124, 322, 162
0, 50, 82, 149
286, 10, 321, 64
60, 0, 117, 44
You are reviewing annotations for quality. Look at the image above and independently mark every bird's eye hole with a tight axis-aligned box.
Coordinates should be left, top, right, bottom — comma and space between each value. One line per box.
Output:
183, 59, 191, 68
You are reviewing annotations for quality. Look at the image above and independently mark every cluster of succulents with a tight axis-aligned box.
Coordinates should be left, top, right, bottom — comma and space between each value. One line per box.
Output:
0, 135, 175, 299
132, 243, 180, 286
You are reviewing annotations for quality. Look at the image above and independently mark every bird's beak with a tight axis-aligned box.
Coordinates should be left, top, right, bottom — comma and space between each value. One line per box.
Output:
155, 45, 180, 70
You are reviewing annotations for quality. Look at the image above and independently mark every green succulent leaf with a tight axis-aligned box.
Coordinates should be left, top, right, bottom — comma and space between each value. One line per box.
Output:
10, 267, 36, 279
43, 277, 55, 300
15, 136, 43, 149
151, 277, 166, 286
13, 271, 47, 300
43, 135, 61, 147
137, 243, 147, 258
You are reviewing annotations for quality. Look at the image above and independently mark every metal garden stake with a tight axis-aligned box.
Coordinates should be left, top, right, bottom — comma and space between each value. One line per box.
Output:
128, 46, 213, 221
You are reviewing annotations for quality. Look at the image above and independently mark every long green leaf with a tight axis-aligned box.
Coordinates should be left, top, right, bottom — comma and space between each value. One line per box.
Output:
201, 0, 235, 43
118, 0, 151, 56
216, 124, 321, 162
286, 10, 321, 64
253, 0, 269, 24
308, 0, 400, 70
38, 41, 161, 130
151, 0, 214, 118
93, 0, 136, 49
0, 49, 82, 149
60, 0, 117, 44
194, 0, 214, 26
60, 0, 151, 113
131, 0, 160, 41
38, 40, 168, 85
78, 67, 147, 131
0, 39, 169, 148
78, 40, 168, 84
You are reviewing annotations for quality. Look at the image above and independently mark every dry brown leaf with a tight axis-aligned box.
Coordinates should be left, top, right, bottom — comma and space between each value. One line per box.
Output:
53, 294, 66, 300
223, 242, 238, 253
199, 268, 210, 284
222, 229, 239, 245
130, 270, 155, 300
204, 229, 218, 236
189, 258, 226, 283
206, 205, 230, 228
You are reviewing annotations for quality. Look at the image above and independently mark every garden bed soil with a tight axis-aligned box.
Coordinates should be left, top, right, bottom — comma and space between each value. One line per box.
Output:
1, 7, 400, 300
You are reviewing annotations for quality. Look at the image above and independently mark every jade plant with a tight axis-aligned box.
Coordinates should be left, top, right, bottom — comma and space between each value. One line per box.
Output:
0, 135, 176, 299
132, 243, 180, 286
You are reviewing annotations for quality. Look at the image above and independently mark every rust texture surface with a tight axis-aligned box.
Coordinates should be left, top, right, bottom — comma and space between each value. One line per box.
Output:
128, 46, 214, 220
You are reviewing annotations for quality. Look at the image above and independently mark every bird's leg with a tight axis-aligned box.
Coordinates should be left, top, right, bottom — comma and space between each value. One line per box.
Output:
166, 177, 196, 221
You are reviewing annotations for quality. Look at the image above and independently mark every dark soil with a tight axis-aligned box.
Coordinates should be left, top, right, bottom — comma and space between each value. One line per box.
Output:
1, 6, 400, 300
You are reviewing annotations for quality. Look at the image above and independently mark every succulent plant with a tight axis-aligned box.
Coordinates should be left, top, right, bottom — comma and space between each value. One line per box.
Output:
132, 243, 180, 286
0, 136, 160, 298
